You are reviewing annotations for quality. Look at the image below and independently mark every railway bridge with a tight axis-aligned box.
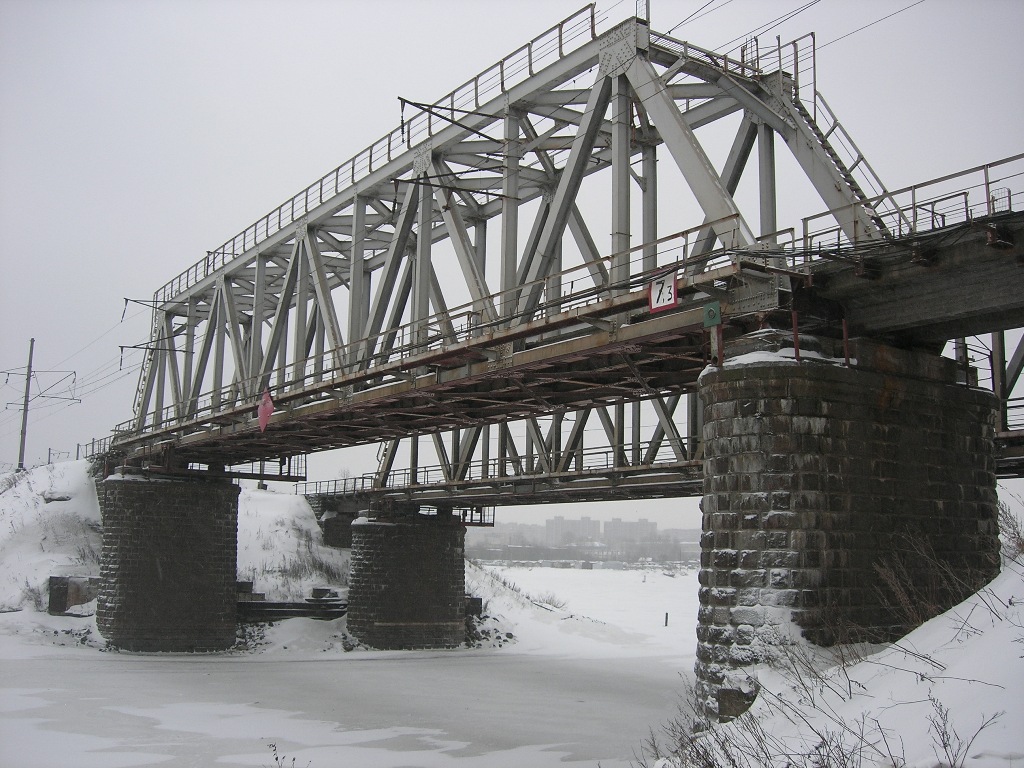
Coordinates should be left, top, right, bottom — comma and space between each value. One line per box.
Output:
91, 5, 1023, 721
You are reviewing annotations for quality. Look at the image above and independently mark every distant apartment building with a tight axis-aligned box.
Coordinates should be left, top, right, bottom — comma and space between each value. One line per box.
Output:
546, 515, 601, 545
466, 517, 701, 563
603, 517, 658, 544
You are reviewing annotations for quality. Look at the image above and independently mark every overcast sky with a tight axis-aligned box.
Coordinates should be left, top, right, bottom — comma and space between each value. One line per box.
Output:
1, 0, 1021, 523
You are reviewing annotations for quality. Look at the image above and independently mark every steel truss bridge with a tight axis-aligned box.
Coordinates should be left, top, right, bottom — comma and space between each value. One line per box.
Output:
106, 5, 1024, 506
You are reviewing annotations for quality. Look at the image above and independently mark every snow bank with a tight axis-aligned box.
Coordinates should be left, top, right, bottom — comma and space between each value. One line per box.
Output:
671, 557, 1024, 767
0, 461, 100, 611
468, 563, 699, 662
236, 488, 348, 602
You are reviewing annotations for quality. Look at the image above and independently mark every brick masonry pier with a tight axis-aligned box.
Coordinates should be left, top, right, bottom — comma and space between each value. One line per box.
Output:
96, 470, 240, 651
347, 511, 466, 649
695, 331, 1001, 721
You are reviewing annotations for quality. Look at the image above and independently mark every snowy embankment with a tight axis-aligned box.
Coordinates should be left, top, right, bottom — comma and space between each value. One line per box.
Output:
645, 558, 1024, 768
469, 562, 697, 662
0, 462, 101, 612
236, 486, 349, 602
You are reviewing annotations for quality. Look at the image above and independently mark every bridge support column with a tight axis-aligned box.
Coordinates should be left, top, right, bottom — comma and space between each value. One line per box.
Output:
695, 331, 1000, 721
305, 495, 363, 548
96, 470, 239, 651
347, 511, 466, 649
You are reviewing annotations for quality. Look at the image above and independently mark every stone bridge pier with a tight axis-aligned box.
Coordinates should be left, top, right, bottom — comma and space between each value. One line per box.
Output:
306, 495, 363, 548
96, 469, 239, 651
346, 508, 467, 649
695, 331, 1001, 721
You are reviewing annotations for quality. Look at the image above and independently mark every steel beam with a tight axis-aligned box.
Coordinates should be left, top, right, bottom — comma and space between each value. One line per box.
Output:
624, 56, 755, 248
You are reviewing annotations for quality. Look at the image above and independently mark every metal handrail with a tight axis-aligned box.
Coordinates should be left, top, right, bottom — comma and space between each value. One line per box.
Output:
295, 439, 698, 497
152, 5, 601, 307
648, 31, 762, 78
801, 152, 1024, 252
76, 436, 114, 460
810, 91, 892, 205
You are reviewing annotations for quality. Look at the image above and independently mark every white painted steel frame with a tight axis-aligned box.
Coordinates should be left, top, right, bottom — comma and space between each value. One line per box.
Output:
123, 8, 908, 481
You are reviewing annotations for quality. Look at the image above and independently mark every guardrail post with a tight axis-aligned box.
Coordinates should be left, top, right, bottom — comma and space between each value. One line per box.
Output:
984, 164, 993, 216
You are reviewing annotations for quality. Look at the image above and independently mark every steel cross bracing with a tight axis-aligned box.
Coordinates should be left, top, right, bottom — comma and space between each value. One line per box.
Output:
111, 6, 1024, 485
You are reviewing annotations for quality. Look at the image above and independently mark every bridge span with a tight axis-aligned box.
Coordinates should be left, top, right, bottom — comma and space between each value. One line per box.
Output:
88, 4, 1022, 722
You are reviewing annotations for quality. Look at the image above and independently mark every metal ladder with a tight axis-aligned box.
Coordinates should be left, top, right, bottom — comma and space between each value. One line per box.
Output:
792, 91, 913, 240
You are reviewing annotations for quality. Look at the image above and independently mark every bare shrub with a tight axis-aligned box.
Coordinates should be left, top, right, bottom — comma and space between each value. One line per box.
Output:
20, 580, 46, 611
873, 534, 993, 635
927, 694, 1002, 768
266, 742, 311, 768
0, 469, 30, 496
278, 552, 348, 585
533, 591, 568, 610
634, 679, 903, 768
998, 501, 1024, 561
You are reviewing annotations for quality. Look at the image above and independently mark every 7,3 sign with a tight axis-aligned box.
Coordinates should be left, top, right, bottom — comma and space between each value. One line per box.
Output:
648, 272, 679, 312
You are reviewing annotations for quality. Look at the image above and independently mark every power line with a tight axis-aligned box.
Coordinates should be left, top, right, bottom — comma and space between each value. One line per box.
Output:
716, 0, 822, 56
48, 305, 149, 370
819, 0, 928, 50
0, 363, 142, 443
667, 0, 721, 35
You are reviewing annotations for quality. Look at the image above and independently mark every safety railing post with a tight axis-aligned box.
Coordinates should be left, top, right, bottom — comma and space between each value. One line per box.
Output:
984, 164, 993, 216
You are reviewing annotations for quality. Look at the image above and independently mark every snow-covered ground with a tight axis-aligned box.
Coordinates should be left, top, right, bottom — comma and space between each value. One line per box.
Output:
661, 559, 1024, 768
236, 487, 349, 602
1, 461, 1022, 767
0, 462, 101, 613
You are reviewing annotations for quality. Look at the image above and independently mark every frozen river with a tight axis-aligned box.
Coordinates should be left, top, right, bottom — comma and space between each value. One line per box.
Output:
2, 643, 688, 767
1, 561, 700, 767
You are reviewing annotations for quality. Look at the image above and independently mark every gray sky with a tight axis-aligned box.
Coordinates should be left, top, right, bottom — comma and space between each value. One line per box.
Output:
1, 0, 1021, 524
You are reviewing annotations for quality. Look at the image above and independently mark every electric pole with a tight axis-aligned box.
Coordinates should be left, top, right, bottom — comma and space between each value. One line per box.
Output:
17, 338, 34, 471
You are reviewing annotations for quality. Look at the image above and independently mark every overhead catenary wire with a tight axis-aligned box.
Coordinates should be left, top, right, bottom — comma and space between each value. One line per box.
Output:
713, 0, 822, 56
819, 0, 927, 50
0, 362, 143, 442
0, 311, 152, 444
666, 0, 721, 35
769, 0, 932, 77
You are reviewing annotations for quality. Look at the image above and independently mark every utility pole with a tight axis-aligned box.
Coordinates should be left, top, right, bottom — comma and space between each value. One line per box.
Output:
17, 338, 35, 471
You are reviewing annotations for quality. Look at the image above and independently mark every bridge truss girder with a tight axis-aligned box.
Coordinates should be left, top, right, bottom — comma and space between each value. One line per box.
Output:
121, 12, 924, 474
362, 392, 703, 503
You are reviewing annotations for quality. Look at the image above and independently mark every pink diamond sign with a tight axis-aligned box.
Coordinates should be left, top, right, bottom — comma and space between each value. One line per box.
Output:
257, 388, 275, 433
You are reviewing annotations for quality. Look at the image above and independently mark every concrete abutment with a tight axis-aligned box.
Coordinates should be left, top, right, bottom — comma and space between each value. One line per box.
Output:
347, 513, 467, 649
696, 332, 1001, 721
96, 471, 239, 651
